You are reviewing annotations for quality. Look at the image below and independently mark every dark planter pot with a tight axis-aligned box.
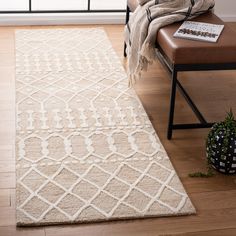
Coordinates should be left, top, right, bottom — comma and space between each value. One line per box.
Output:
207, 132, 236, 175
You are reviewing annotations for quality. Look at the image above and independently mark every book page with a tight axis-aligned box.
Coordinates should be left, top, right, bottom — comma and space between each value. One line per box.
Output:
174, 21, 225, 43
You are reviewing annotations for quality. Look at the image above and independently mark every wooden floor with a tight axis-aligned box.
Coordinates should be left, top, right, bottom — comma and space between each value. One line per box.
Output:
0, 23, 236, 236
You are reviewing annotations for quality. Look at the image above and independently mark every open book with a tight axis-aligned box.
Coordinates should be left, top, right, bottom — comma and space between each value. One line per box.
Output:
173, 21, 224, 43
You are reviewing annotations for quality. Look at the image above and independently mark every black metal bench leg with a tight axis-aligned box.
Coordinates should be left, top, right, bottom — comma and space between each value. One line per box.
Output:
124, 6, 130, 57
167, 68, 177, 140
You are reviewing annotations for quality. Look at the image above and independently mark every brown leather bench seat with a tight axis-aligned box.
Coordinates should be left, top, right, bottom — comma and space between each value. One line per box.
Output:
126, 0, 236, 139
158, 13, 236, 65
128, 0, 236, 65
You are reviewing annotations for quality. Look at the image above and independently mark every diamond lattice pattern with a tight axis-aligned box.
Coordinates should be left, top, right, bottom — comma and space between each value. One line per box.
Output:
15, 28, 195, 226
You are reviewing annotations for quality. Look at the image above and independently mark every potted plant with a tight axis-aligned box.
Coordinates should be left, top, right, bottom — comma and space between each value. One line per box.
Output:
190, 110, 236, 177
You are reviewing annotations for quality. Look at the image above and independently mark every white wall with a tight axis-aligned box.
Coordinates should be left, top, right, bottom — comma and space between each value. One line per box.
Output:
215, 0, 236, 21
0, 13, 125, 25
0, 0, 235, 25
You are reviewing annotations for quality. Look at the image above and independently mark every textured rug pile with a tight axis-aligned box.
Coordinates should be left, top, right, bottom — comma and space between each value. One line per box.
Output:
15, 28, 195, 226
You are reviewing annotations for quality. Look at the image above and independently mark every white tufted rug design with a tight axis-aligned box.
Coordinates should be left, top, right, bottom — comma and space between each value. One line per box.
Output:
15, 28, 195, 226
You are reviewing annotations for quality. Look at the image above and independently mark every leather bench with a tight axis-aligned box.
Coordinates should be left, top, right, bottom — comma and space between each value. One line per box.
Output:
125, 0, 236, 139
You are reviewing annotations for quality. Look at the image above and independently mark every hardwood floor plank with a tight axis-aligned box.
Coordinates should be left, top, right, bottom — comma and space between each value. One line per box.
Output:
191, 190, 236, 211
0, 28, 15, 39
178, 228, 236, 236
0, 39, 14, 53
0, 88, 15, 102
181, 175, 235, 195
0, 149, 13, 161
0, 189, 11, 207
0, 66, 14, 83
10, 189, 16, 208
0, 54, 14, 66
0, 122, 15, 131
0, 160, 15, 172
0, 226, 45, 236
0, 134, 14, 146
0, 207, 16, 226
44, 208, 236, 236
0, 145, 13, 152
0, 110, 15, 122
0, 172, 15, 189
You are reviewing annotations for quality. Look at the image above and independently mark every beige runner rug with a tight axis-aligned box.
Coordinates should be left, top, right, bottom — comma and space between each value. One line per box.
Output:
15, 28, 195, 226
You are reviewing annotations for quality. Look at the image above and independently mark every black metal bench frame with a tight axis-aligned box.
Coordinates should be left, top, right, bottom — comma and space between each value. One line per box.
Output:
124, 6, 236, 139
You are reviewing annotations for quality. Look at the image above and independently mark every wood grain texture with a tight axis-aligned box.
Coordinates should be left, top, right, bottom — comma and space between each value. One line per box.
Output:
0, 189, 11, 207
44, 208, 236, 236
0, 226, 45, 236
179, 228, 236, 236
0, 23, 235, 236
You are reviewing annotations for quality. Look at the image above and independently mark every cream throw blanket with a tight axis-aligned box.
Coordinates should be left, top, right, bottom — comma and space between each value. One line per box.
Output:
124, 0, 215, 85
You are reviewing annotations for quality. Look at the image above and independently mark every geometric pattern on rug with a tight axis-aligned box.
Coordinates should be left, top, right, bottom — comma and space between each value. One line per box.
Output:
15, 28, 195, 226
